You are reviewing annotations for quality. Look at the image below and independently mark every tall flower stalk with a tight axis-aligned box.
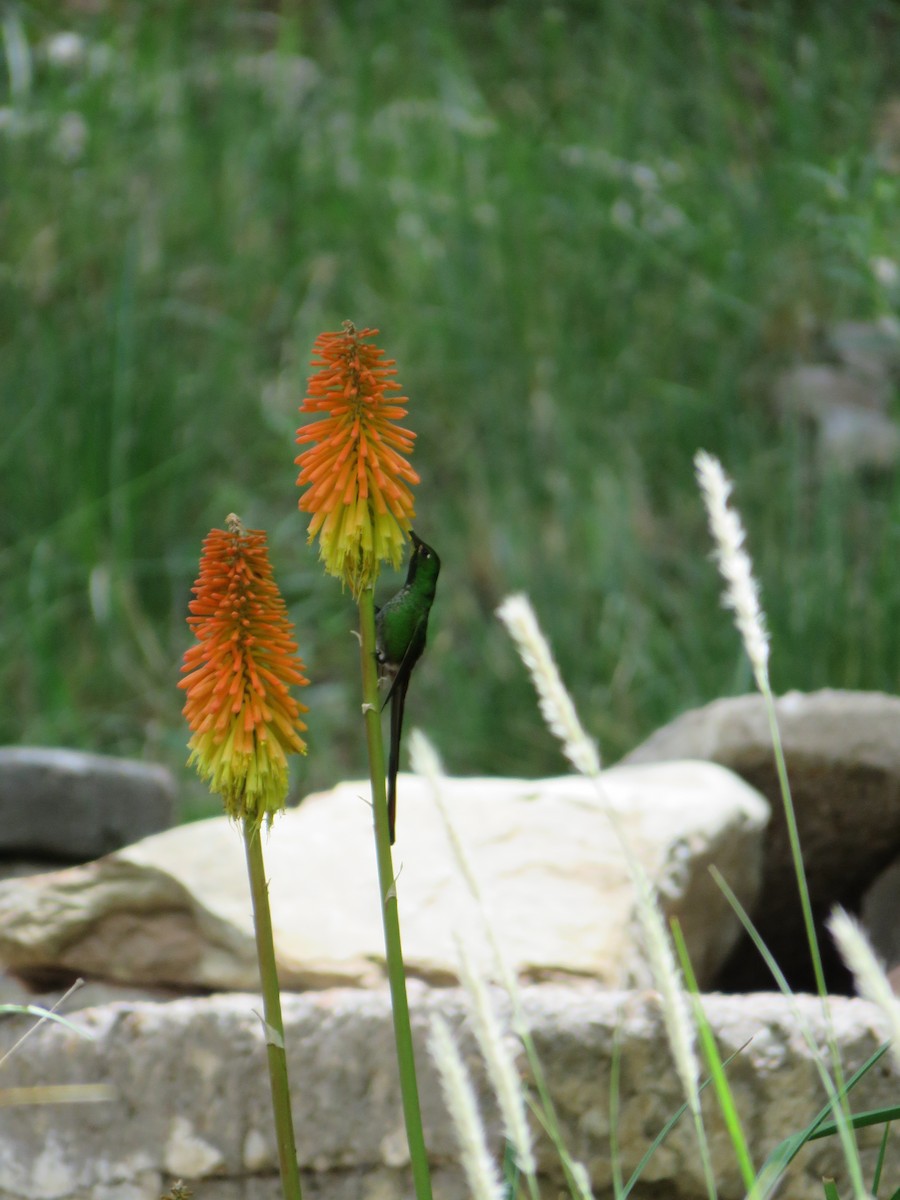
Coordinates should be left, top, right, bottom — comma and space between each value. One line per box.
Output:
180, 515, 309, 1200
296, 324, 433, 1200
694, 452, 866, 1197
693, 452, 822, 993
495, 595, 715, 1199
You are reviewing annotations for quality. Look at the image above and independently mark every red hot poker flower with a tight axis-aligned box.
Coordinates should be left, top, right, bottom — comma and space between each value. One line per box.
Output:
295, 322, 419, 594
180, 516, 309, 828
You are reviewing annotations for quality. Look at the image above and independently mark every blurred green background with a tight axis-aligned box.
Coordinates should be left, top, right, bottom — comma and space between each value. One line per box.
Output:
4, 0, 900, 819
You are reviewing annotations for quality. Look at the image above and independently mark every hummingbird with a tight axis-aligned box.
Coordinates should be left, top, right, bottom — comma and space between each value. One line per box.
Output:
375, 531, 440, 843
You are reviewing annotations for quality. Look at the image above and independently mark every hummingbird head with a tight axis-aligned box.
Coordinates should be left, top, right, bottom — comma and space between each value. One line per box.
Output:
407, 530, 440, 587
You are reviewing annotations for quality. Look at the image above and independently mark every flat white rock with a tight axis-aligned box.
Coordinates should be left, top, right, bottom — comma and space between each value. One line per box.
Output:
0, 762, 769, 991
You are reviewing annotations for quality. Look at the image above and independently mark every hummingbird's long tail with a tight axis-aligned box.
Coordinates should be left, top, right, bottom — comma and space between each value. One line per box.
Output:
387, 678, 407, 844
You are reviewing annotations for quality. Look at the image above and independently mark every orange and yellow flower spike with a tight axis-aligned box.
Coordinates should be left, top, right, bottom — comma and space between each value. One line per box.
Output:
295, 322, 419, 595
180, 515, 309, 829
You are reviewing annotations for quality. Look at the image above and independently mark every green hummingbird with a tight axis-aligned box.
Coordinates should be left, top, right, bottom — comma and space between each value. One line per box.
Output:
375, 530, 440, 843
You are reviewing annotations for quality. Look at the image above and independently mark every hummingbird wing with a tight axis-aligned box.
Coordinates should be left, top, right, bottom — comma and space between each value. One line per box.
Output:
380, 614, 426, 710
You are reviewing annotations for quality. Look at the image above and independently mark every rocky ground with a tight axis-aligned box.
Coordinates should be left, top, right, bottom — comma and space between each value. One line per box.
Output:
2, 690, 900, 1198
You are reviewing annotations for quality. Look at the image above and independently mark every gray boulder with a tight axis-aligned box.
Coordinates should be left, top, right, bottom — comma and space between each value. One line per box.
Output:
0, 747, 175, 863
625, 690, 900, 991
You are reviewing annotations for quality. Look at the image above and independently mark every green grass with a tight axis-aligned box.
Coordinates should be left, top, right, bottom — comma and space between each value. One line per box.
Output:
4, 0, 900, 818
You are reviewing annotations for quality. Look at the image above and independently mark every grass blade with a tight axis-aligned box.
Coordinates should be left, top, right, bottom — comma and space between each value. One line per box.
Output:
709, 866, 870, 1197
609, 1021, 624, 1198
806, 1104, 900, 1143
760, 1044, 889, 1177
500, 1139, 521, 1200
620, 1042, 751, 1199
670, 919, 756, 1195
759, 1043, 890, 1179
871, 1120, 889, 1195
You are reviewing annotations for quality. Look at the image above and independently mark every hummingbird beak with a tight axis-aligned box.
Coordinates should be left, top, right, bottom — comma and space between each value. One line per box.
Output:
409, 530, 423, 550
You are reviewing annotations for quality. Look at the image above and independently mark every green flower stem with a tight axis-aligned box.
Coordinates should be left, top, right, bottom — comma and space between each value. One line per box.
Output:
759, 690, 864, 1190
357, 587, 433, 1200
242, 817, 303, 1200
760, 693, 827, 996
